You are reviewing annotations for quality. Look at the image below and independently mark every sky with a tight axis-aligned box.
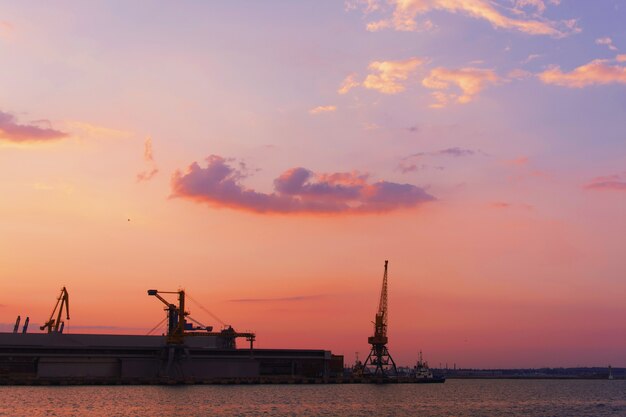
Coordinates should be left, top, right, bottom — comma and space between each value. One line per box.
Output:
0, 1, 625, 369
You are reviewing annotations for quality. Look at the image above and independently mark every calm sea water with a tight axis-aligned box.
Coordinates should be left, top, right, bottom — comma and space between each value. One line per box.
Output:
0, 380, 624, 417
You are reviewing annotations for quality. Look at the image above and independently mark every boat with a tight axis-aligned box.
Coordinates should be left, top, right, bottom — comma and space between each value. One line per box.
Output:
413, 351, 445, 383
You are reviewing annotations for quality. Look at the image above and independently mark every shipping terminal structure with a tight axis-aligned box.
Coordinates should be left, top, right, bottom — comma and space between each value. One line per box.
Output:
0, 262, 442, 385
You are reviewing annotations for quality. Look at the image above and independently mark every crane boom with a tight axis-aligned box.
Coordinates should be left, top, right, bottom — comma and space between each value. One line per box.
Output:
377, 260, 388, 336
147, 289, 256, 349
40, 287, 70, 333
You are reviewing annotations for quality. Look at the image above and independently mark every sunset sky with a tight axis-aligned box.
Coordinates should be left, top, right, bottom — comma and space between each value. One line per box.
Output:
1, 1, 624, 368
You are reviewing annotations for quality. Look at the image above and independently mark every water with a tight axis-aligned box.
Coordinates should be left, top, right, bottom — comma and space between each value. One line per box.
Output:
0, 380, 624, 416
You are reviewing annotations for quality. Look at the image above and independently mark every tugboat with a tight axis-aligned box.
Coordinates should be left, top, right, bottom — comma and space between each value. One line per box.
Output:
413, 351, 445, 383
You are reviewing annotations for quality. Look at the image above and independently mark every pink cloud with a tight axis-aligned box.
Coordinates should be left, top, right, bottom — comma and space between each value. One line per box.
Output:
490, 201, 533, 210
595, 37, 618, 52
0, 110, 68, 142
584, 173, 626, 192
171, 155, 434, 214
505, 156, 529, 166
491, 201, 512, 209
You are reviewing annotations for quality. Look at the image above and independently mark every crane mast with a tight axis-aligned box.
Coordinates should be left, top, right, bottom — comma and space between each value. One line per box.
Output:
362, 260, 397, 377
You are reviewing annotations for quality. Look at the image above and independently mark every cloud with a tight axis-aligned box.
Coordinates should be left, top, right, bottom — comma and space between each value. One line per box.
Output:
171, 155, 434, 214
309, 105, 337, 114
398, 147, 480, 173
32, 182, 74, 195
513, 0, 560, 15
137, 137, 159, 182
0, 111, 68, 143
363, 57, 425, 94
229, 295, 326, 302
491, 201, 512, 209
338, 73, 361, 94
406, 147, 482, 159
507, 68, 533, 79
505, 156, 529, 166
137, 168, 159, 182
63, 121, 131, 139
584, 173, 626, 192
357, 0, 575, 37
490, 201, 533, 210
345, 0, 380, 13
596, 37, 618, 51
422, 67, 499, 107
522, 54, 542, 64
434, 147, 478, 157
502, 156, 551, 183
617, 55, 626, 63
0, 21, 13, 40
143, 137, 155, 162
539, 57, 626, 88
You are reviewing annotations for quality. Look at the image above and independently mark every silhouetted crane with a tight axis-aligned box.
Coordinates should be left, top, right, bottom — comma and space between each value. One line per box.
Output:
40, 287, 70, 333
362, 260, 397, 377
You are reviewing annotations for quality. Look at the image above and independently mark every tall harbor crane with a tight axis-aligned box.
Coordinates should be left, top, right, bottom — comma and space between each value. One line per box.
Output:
148, 289, 255, 348
147, 289, 187, 344
40, 286, 70, 333
362, 260, 397, 377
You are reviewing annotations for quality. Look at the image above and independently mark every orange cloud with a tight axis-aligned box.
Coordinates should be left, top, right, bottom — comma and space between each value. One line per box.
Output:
0, 21, 13, 39
64, 121, 131, 139
0, 110, 68, 143
363, 57, 425, 94
361, 0, 575, 36
137, 137, 159, 182
513, 0, 561, 14
422, 67, 498, 107
171, 155, 434, 214
538, 58, 626, 88
337, 73, 361, 94
309, 105, 337, 114
143, 137, 154, 162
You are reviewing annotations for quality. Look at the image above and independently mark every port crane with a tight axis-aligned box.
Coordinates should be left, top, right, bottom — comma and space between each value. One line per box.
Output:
148, 289, 255, 348
362, 260, 397, 377
40, 286, 70, 333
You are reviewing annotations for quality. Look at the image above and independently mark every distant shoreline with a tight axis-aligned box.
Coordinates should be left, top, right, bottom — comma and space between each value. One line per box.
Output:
430, 367, 624, 380
445, 376, 624, 380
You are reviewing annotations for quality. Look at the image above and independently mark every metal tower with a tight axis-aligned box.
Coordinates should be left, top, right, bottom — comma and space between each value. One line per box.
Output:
363, 260, 397, 377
